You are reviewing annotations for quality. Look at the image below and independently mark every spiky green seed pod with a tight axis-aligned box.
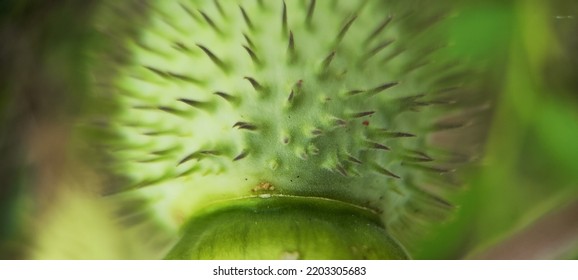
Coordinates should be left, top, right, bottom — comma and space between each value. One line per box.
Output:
87, 0, 472, 259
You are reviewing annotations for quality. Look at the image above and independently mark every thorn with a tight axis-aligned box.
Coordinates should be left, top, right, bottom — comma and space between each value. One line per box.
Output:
199, 10, 222, 34
157, 106, 186, 116
233, 150, 249, 161
243, 45, 261, 66
214, 0, 226, 18
374, 130, 416, 138
373, 163, 400, 179
137, 156, 168, 163
367, 141, 390, 151
404, 156, 434, 163
347, 155, 363, 164
308, 145, 320, 155
196, 44, 228, 72
143, 66, 168, 78
311, 128, 323, 136
244, 76, 263, 91
142, 131, 167, 136
306, 0, 316, 27
381, 47, 405, 63
320, 51, 336, 72
239, 6, 253, 30
167, 72, 202, 84
421, 192, 453, 209
281, 1, 288, 35
176, 165, 201, 178
179, 3, 201, 23
365, 15, 393, 44
177, 98, 211, 110
213, 91, 238, 103
350, 111, 375, 118
403, 163, 454, 174
362, 39, 395, 61
178, 150, 219, 165
233, 121, 257, 131
336, 15, 357, 43
367, 82, 399, 95
287, 31, 296, 62
346, 89, 365, 96
336, 163, 348, 176
243, 33, 256, 49
333, 118, 347, 127
388, 132, 415, 138
134, 40, 169, 58
407, 150, 433, 161
172, 42, 193, 53
287, 90, 294, 103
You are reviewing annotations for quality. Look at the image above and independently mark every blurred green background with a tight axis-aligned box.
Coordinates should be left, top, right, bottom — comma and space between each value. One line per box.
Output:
1, 0, 578, 259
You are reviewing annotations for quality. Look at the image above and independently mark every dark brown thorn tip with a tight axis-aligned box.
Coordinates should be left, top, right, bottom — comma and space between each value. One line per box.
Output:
243, 33, 256, 49
243, 45, 261, 66
288, 31, 296, 61
178, 150, 218, 165
306, 0, 316, 26
367, 82, 399, 95
199, 10, 222, 34
179, 3, 200, 22
157, 106, 185, 116
404, 163, 454, 174
365, 15, 393, 44
347, 155, 363, 164
367, 141, 390, 151
404, 156, 434, 163
346, 89, 365, 96
143, 66, 168, 78
362, 39, 395, 61
244, 76, 263, 91
177, 98, 210, 109
233, 150, 249, 161
287, 90, 294, 102
167, 72, 202, 84
173, 42, 193, 53
373, 164, 400, 179
239, 6, 254, 30
333, 118, 347, 127
178, 152, 198, 165
196, 44, 228, 71
214, 0, 226, 17
321, 51, 336, 71
390, 132, 416, 138
214, 91, 237, 103
233, 121, 257, 131
336, 15, 357, 42
282, 1, 288, 35
350, 111, 375, 118
336, 163, 348, 177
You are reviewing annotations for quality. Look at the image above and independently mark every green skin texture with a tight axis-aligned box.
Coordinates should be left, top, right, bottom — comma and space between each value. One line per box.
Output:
165, 196, 408, 259
91, 0, 459, 259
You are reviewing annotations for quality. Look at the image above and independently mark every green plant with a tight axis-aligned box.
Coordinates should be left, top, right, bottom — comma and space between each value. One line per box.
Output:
84, 0, 476, 259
